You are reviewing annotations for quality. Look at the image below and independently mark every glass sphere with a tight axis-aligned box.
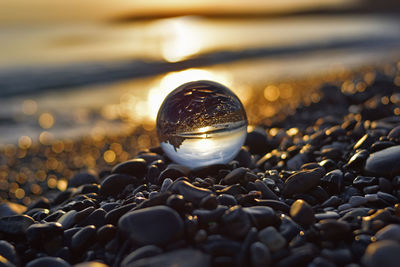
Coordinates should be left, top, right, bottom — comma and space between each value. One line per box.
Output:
156, 80, 248, 168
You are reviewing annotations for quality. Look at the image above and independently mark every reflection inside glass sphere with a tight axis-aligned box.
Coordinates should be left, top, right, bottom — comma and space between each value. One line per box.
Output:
156, 80, 247, 168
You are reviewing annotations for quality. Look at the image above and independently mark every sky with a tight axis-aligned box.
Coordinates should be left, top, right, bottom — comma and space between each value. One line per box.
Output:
0, 0, 356, 24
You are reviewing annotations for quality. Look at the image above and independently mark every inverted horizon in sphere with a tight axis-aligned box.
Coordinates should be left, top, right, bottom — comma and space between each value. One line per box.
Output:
156, 80, 248, 168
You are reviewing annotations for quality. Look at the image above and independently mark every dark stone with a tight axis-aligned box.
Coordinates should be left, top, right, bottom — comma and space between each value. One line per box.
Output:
388, 125, 400, 141
191, 164, 227, 178
321, 196, 341, 208
254, 180, 279, 200
99, 174, 137, 197
119, 206, 183, 246
111, 158, 147, 178
27, 197, 51, 210
243, 206, 277, 229
309, 186, 329, 203
193, 206, 227, 226
217, 194, 237, 207
123, 249, 210, 267
320, 248, 352, 266
0, 240, 17, 264
70, 225, 97, 253
158, 164, 190, 184
377, 191, 398, 204
234, 147, 252, 168
258, 226, 286, 252
169, 180, 212, 204
202, 235, 241, 256
290, 199, 315, 227
222, 167, 247, 185
353, 176, 377, 189
97, 224, 117, 246
375, 224, 400, 242
354, 134, 376, 150
0, 215, 35, 236
245, 128, 271, 155
216, 184, 247, 196
121, 245, 163, 267
105, 203, 136, 225
78, 208, 106, 228
137, 152, 163, 164
146, 165, 160, 184
221, 206, 251, 239
0, 202, 26, 217
370, 141, 396, 153
282, 168, 325, 197
364, 146, 400, 177
68, 172, 98, 188
308, 257, 336, 267
318, 219, 351, 241
26, 222, 63, 249
321, 169, 344, 194
346, 149, 369, 170
250, 242, 271, 267
255, 199, 290, 213
57, 210, 77, 230
26, 257, 71, 267
362, 240, 400, 267
379, 177, 393, 193
199, 194, 218, 210
280, 214, 301, 241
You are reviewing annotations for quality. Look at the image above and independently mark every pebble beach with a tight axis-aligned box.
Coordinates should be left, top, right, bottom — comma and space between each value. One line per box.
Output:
1, 61, 400, 267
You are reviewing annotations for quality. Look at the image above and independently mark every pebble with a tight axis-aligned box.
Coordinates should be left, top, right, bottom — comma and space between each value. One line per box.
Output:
70, 225, 97, 253
315, 211, 340, 220
364, 146, 400, 177
223, 167, 247, 185
362, 240, 400, 267
121, 245, 163, 267
243, 206, 277, 229
282, 168, 325, 197
26, 257, 71, 267
111, 158, 147, 178
254, 180, 279, 200
118, 206, 183, 246
57, 210, 77, 229
318, 219, 351, 241
67, 172, 98, 188
74, 262, 108, 267
321, 195, 341, 208
221, 206, 251, 239
258, 226, 287, 252
0, 240, 17, 264
290, 199, 315, 227
99, 174, 137, 197
0, 202, 26, 217
169, 180, 212, 203
26, 222, 63, 249
123, 249, 210, 267
321, 169, 344, 194
349, 196, 368, 207
375, 224, 400, 242
0, 215, 35, 236
250, 241, 271, 267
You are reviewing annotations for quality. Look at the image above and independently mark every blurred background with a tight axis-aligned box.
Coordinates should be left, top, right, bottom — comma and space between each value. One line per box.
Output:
1, 0, 400, 144
1, 0, 400, 203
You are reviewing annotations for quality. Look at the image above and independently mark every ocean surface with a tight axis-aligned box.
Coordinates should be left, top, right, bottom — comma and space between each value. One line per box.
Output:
1, 15, 400, 145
